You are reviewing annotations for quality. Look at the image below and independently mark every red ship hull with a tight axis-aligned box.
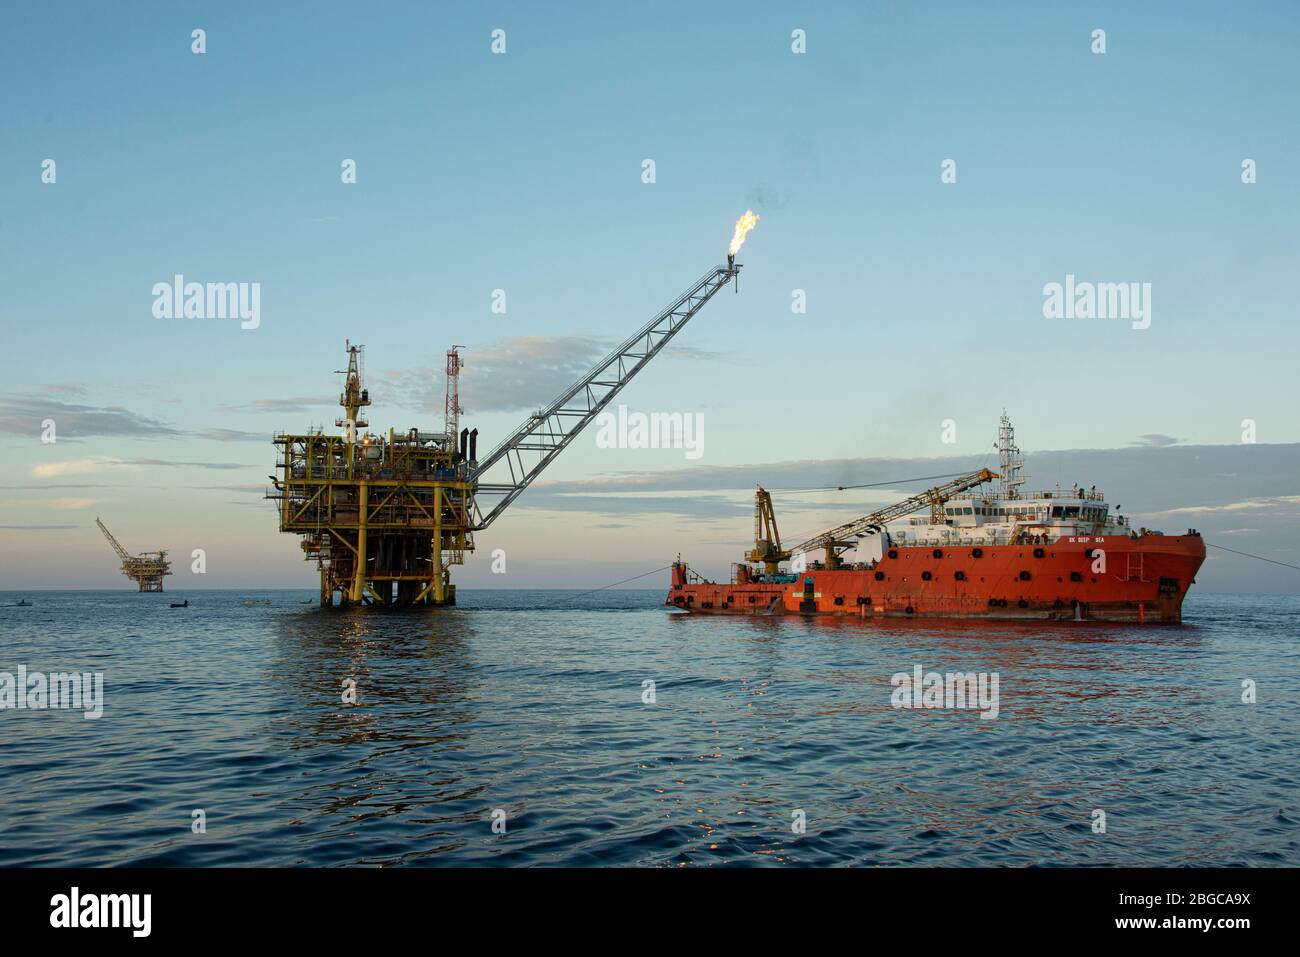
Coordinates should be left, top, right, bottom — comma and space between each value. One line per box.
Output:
667, 533, 1205, 624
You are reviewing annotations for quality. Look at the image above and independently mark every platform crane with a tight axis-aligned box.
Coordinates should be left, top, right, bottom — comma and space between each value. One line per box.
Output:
96, 517, 172, 592
467, 263, 741, 530
789, 468, 999, 570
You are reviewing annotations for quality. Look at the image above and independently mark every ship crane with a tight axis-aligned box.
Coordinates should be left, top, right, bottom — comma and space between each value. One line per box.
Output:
467, 262, 740, 530
790, 468, 999, 570
746, 485, 790, 574
96, 517, 172, 592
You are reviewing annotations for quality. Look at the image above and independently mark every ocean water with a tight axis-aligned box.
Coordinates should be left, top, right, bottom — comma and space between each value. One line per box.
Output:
0, 589, 1297, 867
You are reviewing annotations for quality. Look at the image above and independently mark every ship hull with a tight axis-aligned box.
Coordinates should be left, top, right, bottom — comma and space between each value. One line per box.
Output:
667, 534, 1205, 624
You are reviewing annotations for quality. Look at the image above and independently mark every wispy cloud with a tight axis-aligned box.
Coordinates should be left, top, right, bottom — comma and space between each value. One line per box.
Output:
1131, 433, 1182, 448
0, 396, 181, 440
193, 428, 267, 442
518, 492, 751, 520
45, 497, 97, 510
380, 336, 729, 416
31, 458, 122, 478
0, 483, 118, 490
37, 383, 88, 396
384, 336, 608, 414
31, 457, 253, 477
1159, 495, 1300, 515
1, 395, 268, 442
222, 395, 337, 414
122, 458, 252, 471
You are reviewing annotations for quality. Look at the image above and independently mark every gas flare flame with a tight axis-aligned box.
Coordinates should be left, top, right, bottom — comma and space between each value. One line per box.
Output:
727, 210, 759, 257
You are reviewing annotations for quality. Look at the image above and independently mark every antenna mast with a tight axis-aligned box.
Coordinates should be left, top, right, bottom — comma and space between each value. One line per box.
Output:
445, 346, 465, 449
997, 410, 1025, 500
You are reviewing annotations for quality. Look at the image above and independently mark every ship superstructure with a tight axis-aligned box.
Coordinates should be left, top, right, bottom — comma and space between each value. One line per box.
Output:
891, 412, 1127, 550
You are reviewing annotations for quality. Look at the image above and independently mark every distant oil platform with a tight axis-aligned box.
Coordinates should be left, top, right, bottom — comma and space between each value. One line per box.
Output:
96, 517, 172, 592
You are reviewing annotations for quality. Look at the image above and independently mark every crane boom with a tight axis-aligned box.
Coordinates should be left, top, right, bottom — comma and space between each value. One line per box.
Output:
96, 517, 131, 562
792, 468, 999, 566
467, 264, 739, 530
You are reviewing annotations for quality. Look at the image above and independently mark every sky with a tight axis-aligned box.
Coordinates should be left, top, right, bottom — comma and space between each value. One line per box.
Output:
1, 1, 1297, 591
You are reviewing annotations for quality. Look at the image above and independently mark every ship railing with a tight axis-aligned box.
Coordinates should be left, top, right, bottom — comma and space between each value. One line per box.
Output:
952, 489, 1107, 503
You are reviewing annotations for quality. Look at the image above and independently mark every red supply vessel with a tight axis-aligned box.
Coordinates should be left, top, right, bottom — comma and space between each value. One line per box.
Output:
667, 414, 1204, 623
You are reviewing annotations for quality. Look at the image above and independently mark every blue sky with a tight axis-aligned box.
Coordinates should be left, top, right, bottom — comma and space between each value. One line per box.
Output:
2, 1, 1298, 589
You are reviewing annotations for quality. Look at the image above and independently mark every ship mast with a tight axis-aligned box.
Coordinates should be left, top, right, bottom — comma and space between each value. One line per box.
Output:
996, 410, 1025, 500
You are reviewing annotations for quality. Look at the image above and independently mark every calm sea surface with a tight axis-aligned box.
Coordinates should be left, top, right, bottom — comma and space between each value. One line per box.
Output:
1, 589, 1297, 867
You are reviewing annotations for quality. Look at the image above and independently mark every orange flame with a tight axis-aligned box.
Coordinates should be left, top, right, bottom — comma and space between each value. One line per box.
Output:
727, 210, 759, 257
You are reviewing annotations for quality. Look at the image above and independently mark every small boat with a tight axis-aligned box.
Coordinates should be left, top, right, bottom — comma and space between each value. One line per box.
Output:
242, 598, 271, 606
170, 600, 189, 608
14, 599, 31, 607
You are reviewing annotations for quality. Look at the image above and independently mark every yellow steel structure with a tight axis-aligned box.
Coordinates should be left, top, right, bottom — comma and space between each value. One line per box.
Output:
269, 343, 474, 608
271, 261, 742, 609
96, 517, 172, 592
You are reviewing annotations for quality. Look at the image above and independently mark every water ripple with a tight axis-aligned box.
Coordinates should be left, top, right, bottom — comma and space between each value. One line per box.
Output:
0, 590, 1296, 866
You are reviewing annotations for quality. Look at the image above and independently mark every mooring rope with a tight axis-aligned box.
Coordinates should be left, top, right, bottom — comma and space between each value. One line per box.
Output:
555, 564, 674, 604
1207, 542, 1300, 572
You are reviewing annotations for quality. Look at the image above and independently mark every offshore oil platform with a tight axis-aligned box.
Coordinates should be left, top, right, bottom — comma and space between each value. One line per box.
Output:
96, 517, 172, 591
267, 213, 758, 608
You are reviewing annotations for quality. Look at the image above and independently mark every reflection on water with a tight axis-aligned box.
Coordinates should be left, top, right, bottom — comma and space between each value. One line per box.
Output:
0, 590, 1296, 866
